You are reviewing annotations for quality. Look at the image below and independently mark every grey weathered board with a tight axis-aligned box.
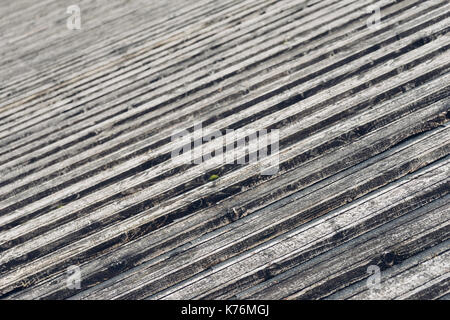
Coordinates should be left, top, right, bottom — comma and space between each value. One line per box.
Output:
0, 0, 449, 300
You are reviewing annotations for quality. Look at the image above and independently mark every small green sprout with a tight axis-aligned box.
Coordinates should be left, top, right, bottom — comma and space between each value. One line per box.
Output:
208, 174, 219, 181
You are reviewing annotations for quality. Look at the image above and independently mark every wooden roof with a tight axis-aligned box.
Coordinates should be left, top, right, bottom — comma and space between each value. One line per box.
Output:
0, 0, 449, 299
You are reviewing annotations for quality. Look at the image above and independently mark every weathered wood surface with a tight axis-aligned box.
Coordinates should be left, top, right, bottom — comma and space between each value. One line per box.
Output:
0, 0, 449, 300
